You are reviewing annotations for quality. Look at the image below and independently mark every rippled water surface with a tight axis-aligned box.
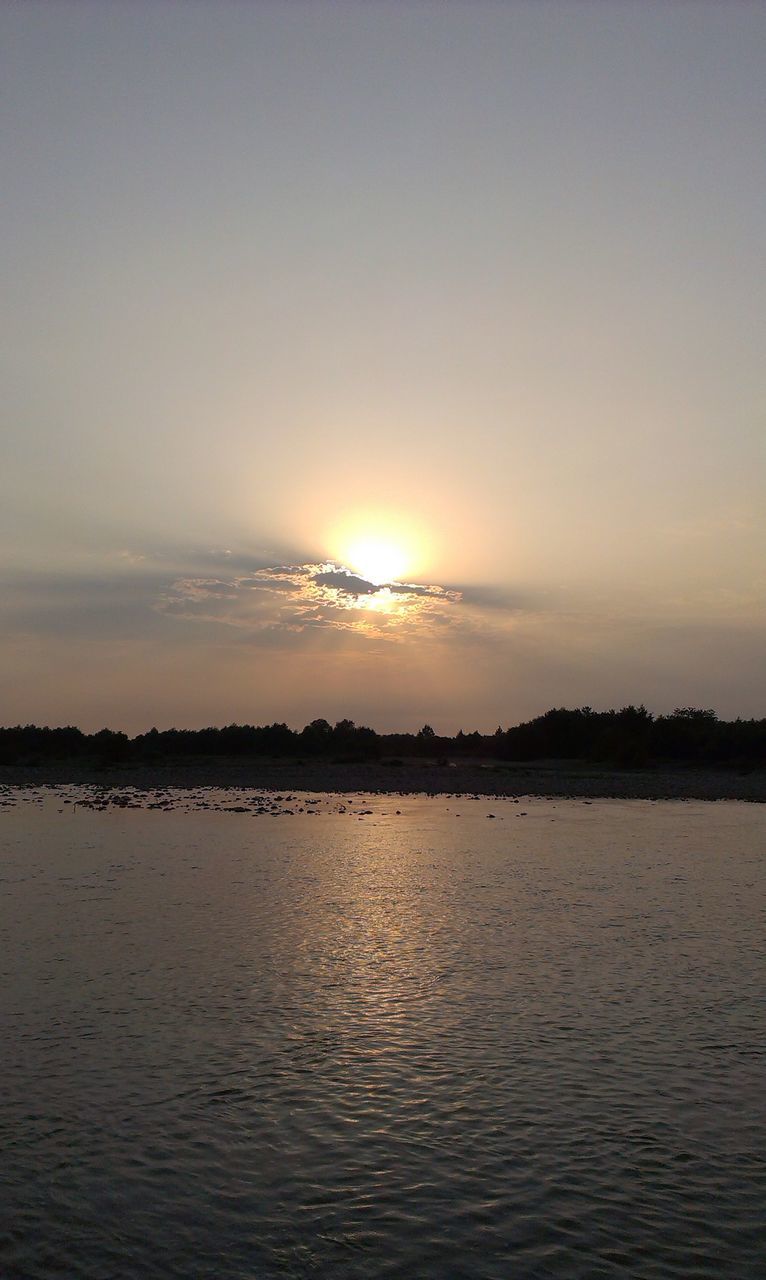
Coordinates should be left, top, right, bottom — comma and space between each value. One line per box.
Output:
1, 789, 764, 1278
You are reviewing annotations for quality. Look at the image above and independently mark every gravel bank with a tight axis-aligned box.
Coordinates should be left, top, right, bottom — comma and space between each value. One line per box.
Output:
2, 760, 764, 801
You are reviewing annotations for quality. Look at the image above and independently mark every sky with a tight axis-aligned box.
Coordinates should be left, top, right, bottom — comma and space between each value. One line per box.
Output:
2, 0, 764, 733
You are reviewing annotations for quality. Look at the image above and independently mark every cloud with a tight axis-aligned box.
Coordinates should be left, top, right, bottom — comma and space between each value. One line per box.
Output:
312, 569, 379, 595
154, 559, 476, 641
170, 578, 239, 599
3, 548, 764, 727
0, 547, 530, 653
448, 583, 543, 612
309, 567, 461, 602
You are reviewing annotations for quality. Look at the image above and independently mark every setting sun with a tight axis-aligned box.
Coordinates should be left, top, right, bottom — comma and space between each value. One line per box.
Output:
345, 537, 408, 585
329, 509, 429, 586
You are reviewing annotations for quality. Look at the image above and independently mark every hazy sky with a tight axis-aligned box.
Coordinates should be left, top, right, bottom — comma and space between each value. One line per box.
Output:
2, 0, 764, 732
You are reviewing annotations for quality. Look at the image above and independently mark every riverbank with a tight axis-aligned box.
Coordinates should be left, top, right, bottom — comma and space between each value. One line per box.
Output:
2, 758, 765, 801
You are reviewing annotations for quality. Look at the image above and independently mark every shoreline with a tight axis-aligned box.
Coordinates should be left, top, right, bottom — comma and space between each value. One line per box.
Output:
2, 759, 765, 802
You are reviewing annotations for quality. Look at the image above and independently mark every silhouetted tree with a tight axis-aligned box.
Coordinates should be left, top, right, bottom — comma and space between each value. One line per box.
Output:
1, 705, 764, 770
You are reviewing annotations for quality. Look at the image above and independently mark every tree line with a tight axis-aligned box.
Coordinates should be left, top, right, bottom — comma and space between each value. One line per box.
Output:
0, 706, 764, 769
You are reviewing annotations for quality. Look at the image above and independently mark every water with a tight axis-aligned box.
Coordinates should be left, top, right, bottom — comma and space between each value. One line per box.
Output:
1, 789, 764, 1278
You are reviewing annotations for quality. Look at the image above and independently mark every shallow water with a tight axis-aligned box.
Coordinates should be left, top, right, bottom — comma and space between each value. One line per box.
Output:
1, 790, 764, 1278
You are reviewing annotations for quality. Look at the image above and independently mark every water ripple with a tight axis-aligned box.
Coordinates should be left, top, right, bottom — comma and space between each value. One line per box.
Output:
1, 791, 764, 1277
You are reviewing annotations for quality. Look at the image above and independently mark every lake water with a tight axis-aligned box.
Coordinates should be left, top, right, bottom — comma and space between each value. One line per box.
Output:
1, 789, 764, 1278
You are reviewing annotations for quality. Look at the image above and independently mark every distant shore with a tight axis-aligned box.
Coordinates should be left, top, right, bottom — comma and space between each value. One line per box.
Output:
2, 759, 765, 802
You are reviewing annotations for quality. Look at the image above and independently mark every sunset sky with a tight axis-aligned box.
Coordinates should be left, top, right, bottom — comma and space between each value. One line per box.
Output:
2, 1, 764, 733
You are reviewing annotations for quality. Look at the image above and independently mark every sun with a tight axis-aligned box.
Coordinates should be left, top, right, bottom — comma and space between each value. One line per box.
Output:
328, 508, 428, 587
345, 536, 408, 586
